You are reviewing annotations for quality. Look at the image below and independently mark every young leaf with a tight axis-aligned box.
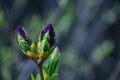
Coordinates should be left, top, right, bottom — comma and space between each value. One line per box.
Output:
36, 73, 41, 80
50, 73, 58, 80
31, 42, 37, 53
48, 47, 60, 76
41, 39, 49, 53
44, 74, 50, 80
31, 74, 35, 80
43, 65, 50, 76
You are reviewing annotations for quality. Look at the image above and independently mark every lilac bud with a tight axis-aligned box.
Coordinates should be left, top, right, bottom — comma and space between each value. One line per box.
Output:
41, 24, 55, 46
16, 26, 32, 54
16, 26, 25, 37
16, 26, 32, 45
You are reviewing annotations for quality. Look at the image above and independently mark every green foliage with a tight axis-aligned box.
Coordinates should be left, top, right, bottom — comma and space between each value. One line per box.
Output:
31, 73, 41, 80
91, 40, 115, 63
42, 47, 60, 80
31, 43, 37, 53
56, 8, 75, 33
36, 74, 41, 80
31, 74, 36, 80
0, 10, 5, 28
40, 39, 50, 53
50, 73, 58, 80
43, 66, 58, 80
43, 65, 50, 76
19, 40, 31, 54
42, 32, 50, 42
48, 47, 60, 76
55, 5, 75, 34
0, 46, 16, 80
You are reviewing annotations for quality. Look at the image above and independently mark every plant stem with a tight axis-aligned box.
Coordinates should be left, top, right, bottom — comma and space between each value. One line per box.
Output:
37, 61, 44, 80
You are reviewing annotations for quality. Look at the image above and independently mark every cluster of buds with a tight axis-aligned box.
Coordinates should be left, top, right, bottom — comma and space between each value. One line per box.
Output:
16, 24, 60, 80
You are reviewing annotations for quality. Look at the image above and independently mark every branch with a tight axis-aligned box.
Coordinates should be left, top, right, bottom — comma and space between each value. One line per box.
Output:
37, 60, 44, 80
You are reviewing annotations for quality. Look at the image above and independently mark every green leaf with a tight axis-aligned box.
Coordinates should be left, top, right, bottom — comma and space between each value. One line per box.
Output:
41, 39, 49, 53
50, 73, 58, 80
47, 46, 55, 55
43, 32, 50, 42
44, 74, 50, 80
51, 60, 59, 75
19, 40, 31, 54
31, 43, 37, 53
31, 74, 35, 80
37, 41, 41, 53
0, 10, 5, 27
43, 65, 50, 76
48, 47, 60, 76
36, 73, 41, 80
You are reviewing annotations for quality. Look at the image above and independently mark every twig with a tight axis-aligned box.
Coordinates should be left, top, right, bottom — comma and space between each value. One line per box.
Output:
37, 60, 44, 80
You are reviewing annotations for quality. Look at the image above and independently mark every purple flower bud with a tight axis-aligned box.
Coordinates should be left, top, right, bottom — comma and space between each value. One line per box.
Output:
41, 24, 55, 46
16, 26, 32, 45
16, 26, 25, 36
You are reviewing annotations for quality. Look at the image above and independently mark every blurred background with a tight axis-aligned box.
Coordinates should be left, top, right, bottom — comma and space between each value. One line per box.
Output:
0, 0, 120, 80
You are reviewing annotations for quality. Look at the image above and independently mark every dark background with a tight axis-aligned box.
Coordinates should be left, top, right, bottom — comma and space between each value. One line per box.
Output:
0, 0, 120, 80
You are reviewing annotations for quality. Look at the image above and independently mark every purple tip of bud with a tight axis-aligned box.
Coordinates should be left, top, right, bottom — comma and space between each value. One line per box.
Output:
16, 25, 32, 45
16, 26, 25, 36
41, 24, 55, 46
